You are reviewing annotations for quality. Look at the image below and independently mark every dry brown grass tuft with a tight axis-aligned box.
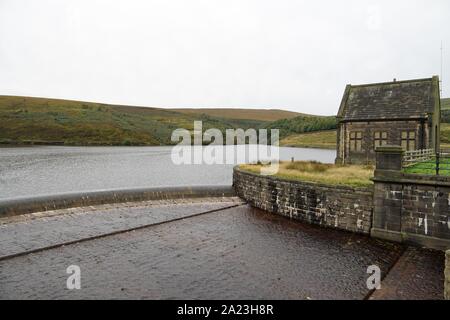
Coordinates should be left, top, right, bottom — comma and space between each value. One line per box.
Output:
285, 160, 331, 172
239, 161, 374, 187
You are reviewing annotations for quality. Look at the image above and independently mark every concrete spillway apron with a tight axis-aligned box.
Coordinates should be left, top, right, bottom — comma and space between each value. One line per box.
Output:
0, 185, 241, 261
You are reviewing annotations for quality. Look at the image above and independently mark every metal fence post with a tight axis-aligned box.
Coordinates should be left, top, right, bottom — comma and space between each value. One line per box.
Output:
436, 152, 440, 176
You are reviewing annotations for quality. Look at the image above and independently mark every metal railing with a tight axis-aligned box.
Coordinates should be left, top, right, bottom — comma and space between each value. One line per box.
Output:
402, 148, 450, 175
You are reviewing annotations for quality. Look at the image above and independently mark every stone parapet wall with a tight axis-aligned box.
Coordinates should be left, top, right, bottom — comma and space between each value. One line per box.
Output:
370, 146, 450, 250
233, 167, 374, 234
233, 164, 450, 250
372, 172, 450, 250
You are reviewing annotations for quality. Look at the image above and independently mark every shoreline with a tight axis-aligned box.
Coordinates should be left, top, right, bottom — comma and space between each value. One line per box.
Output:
0, 141, 337, 150
280, 144, 336, 150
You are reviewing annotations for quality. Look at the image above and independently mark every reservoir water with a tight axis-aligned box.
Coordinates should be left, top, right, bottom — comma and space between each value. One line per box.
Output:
0, 146, 335, 200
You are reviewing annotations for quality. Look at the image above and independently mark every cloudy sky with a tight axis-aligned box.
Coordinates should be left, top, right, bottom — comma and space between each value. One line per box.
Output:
0, 0, 449, 115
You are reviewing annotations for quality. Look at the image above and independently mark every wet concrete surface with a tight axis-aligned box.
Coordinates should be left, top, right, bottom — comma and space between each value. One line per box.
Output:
0, 201, 410, 300
0, 198, 243, 259
369, 247, 444, 300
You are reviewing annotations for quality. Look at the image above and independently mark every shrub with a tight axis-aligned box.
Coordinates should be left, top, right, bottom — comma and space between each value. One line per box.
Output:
285, 160, 330, 173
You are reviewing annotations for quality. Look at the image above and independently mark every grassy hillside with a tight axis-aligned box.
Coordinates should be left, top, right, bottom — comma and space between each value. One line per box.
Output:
0, 96, 269, 145
280, 130, 336, 149
440, 123, 450, 149
9, 95, 447, 148
440, 98, 450, 123
264, 115, 337, 138
0, 95, 339, 146
171, 108, 303, 121
441, 98, 450, 110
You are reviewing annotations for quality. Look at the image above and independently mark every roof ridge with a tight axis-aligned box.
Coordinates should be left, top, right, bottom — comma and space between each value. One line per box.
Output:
349, 77, 433, 88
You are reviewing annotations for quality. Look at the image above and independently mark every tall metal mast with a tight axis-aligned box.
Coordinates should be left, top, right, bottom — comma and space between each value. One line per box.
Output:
441, 41, 443, 96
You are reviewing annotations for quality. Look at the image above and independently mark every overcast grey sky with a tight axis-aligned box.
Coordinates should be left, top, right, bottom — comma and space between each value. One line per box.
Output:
0, 0, 449, 115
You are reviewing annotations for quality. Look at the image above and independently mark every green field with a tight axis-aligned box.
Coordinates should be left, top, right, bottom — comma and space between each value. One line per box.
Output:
404, 121, 450, 176
403, 159, 450, 175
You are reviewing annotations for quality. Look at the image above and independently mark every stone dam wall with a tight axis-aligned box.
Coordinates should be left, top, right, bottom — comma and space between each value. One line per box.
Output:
372, 172, 450, 250
233, 145, 450, 251
233, 168, 374, 234
446, 250, 450, 300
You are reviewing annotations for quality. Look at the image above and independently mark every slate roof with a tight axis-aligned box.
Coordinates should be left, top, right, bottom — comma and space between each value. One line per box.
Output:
338, 78, 436, 121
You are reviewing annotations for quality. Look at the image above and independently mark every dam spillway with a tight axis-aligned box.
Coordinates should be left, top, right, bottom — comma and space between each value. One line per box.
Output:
0, 195, 444, 299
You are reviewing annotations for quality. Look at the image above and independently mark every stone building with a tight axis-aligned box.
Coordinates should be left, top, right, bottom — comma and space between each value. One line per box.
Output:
335, 76, 441, 165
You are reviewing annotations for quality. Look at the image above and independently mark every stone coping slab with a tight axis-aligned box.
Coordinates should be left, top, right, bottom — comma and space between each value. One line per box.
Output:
0, 185, 234, 217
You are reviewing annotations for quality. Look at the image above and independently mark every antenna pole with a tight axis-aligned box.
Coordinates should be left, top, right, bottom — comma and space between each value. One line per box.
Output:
441, 41, 443, 96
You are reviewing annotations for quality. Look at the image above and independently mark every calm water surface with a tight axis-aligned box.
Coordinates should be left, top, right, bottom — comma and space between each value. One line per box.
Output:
0, 146, 335, 200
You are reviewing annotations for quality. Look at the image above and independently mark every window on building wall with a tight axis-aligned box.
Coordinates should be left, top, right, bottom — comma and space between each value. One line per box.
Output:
401, 131, 416, 151
349, 131, 363, 152
374, 131, 388, 149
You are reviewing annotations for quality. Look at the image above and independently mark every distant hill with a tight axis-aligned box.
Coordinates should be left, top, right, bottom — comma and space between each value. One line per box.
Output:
172, 108, 304, 121
3, 95, 449, 147
439, 98, 450, 122
0, 96, 166, 145
441, 98, 450, 110
0, 95, 330, 146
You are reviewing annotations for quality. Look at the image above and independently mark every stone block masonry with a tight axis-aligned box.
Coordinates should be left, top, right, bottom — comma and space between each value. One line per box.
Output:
372, 146, 450, 250
373, 178, 450, 244
446, 250, 450, 300
233, 168, 374, 234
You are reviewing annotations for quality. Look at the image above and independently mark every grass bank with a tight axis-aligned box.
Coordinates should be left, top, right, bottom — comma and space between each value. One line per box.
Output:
239, 161, 374, 187
280, 130, 336, 149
